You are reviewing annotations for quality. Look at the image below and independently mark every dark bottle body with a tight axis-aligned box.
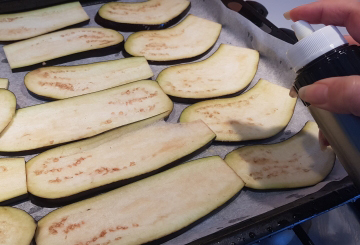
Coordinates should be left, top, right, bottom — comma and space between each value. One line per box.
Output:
294, 44, 360, 96
294, 44, 360, 189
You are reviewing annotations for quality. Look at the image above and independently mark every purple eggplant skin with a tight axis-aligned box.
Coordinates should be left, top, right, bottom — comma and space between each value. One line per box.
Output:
122, 41, 217, 66
0, 19, 90, 46
0, 0, 84, 14
11, 41, 124, 73
95, 3, 191, 32
28, 138, 214, 208
164, 82, 252, 104
0, 194, 28, 206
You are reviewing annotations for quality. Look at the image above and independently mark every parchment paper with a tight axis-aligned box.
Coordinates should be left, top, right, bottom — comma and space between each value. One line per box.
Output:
0, 0, 348, 244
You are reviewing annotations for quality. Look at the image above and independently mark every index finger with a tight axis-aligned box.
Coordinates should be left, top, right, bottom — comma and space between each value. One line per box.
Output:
289, 1, 360, 44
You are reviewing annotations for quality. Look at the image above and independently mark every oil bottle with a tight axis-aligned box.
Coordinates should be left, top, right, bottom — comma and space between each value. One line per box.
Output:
287, 21, 360, 189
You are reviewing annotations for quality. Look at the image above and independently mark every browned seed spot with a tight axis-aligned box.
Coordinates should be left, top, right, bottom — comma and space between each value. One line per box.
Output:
48, 217, 68, 235
49, 177, 62, 183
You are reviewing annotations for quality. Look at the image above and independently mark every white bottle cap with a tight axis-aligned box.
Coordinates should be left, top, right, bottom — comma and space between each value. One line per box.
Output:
286, 21, 348, 72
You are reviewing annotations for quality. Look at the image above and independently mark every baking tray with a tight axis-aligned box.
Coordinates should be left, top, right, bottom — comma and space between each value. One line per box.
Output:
0, 0, 358, 244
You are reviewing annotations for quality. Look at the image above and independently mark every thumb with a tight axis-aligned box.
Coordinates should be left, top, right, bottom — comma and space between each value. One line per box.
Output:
298, 76, 360, 116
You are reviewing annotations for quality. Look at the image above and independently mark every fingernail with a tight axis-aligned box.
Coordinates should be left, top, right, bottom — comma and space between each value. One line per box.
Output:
298, 86, 307, 100
298, 84, 328, 104
284, 11, 291, 20
289, 87, 298, 98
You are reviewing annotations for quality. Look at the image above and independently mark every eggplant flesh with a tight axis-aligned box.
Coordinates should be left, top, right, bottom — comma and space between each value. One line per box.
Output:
180, 79, 297, 142
0, 2, 89, 41
0, 207, 36, 245
27, 120, 215, 200
225, 122, 336, 189
0, 158, 27, 204
0, 78, 9, 89
0, 80, 173, 152
4, 27, 124, 69
35, 156, 244, 245
0, 89, 16, 133
157, 44, 259, 100
24, 57, 153, 99
97, 0, 190, 31
124, 14, 221, 61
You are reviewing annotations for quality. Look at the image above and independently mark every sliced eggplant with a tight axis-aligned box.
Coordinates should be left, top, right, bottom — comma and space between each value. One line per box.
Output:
28, 111, 169, 207
180, 79, 297, 142
27, 120, 215, 203
4, 27, 124, 69
0, 80, 173, 152
0, 89, 16, 133
35, 156, 244, 245
0, 78, 9, 89
97, 0, 191, 31
0, 207, 36, 245
0, 158, 27, 205
225, 122, 336, 189
157, 44, 259, 100
0, 2, 89, 41
124, 14, 221, 62
24, 57, 153, 99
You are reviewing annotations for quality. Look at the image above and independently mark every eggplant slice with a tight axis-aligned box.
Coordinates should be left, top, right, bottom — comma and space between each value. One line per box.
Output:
0, 158, 27, 204
24, 57, 153, 99
180, 79, 297, 142
157, 44, 259, 100
4, 27, 124, 69
0, 2, 89, 41
225, 122, 336, 189
124, 14, 221, 62
0, 89, 16, 134
97, 0, 191, 31
27, 120, 215, 202
0, 80, 173, 152
0, 207, 36, 245
35, 156, 244, 245
0, 78, 9, 89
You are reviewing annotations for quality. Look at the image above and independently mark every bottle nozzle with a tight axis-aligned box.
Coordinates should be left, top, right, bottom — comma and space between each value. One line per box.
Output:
291, 20, 315, 40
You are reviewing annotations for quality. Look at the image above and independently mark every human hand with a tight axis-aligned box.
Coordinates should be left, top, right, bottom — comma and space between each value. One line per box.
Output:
295, 76, 360, 149
284, 0, 360, 148
284, 0, 360, 45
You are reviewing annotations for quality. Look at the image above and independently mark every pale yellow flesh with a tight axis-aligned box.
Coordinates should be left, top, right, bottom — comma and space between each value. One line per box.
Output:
0, 158, 27, 203
0, 89, 16, 133
0, 80, 173, 152
99, 0, 190, 25
0, 2, 89, 41
4, 27, 124, 69
0, 207, 36, 245
225, 122, 336, 189
36, 156, 244, 245
27, 120, 215, 199
180, 79, 297, 141
157, 44, 259, 99
125, 15, 221, 61
24, 57, 153, 99
0, 78, 9, 89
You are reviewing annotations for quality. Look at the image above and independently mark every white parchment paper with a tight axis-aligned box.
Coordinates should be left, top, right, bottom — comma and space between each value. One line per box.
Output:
0, 0, 348, 244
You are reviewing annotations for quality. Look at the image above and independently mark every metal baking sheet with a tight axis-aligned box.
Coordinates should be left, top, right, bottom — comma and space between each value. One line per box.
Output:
0, 0, 348, 244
